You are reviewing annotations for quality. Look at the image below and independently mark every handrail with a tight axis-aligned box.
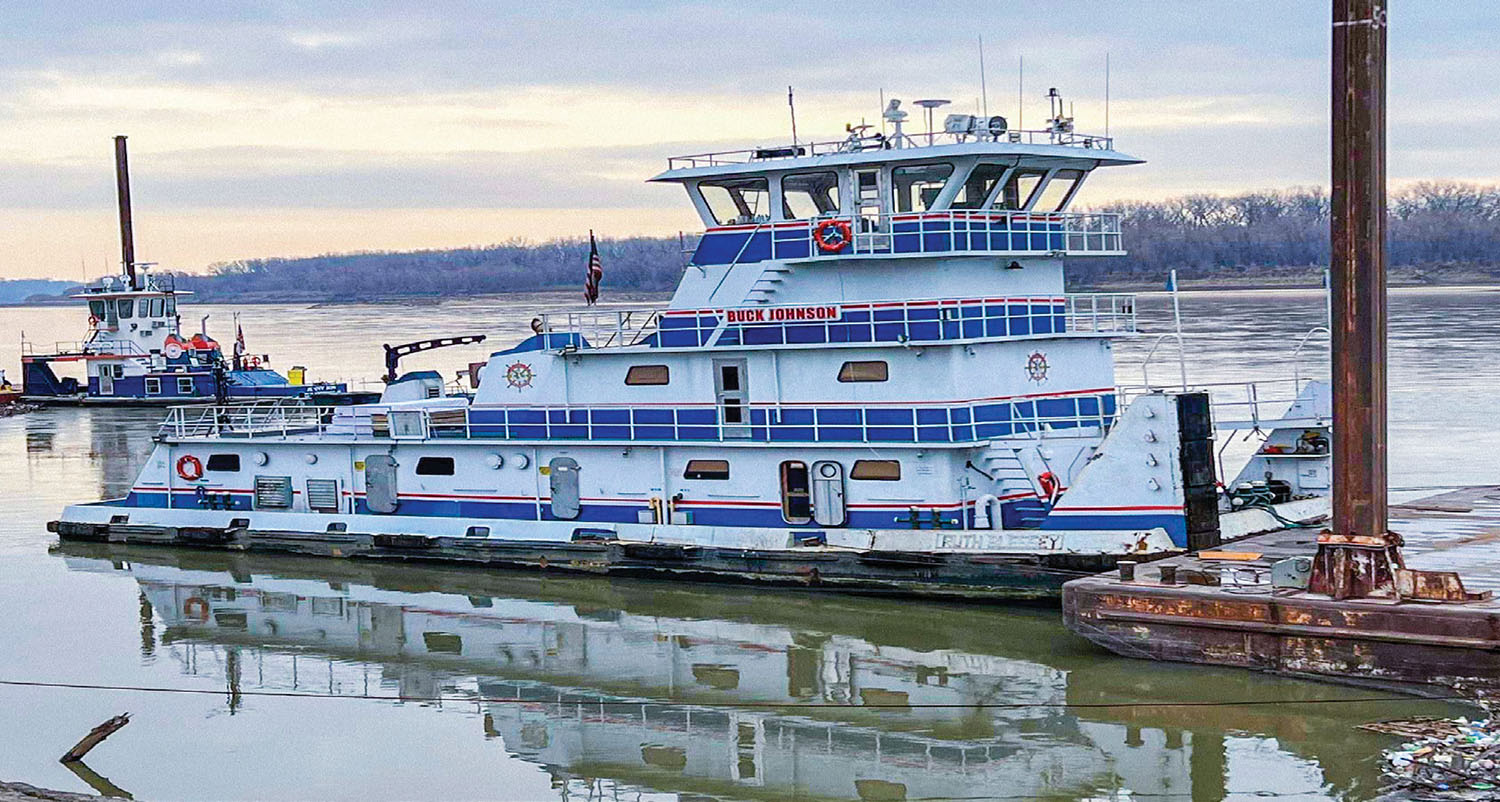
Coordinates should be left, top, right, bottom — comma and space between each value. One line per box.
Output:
1291, 326, 1331, 386
666, 128, 1116, 170
535, 293, 1138, 352
1137, 334, 1181, 391
158, 392, 1118, 445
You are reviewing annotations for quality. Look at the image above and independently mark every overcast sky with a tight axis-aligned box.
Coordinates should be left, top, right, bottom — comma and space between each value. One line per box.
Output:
1, 1, 1495, 280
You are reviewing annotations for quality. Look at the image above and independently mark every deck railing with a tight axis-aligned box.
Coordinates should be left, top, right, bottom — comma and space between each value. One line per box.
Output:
686, 211, 1123, 266
666, 128, 1116, 170
532, 294, 1136, 352
158, 393, 1117, 445
20, 337, 149, 358
1117, 378, 1329, 432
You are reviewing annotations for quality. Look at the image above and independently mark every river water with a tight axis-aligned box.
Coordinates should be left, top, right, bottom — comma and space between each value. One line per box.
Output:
0, 287, 1496, 801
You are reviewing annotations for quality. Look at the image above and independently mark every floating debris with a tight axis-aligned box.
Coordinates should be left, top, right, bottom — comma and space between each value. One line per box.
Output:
1376, 715, 1500, 799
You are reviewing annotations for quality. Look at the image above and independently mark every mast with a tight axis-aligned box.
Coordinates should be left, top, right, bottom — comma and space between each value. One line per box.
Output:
113, 135, 137, 290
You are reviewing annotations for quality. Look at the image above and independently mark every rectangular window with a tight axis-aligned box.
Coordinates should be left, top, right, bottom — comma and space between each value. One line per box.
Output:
206, 454, 241, 472
780, 461, 812, 524
781, 171, 840, 220
851, 460, 902, 481
111, 365, 125, 379
138, 299, 150, 317
88, 300, 106, 319
149, 297, 165, 318
144, 377, 161, 395
1033, 169, 1085, 211
625, 365, 670, 386
684, 459, 730, 480
165, 296, 177, 317
951, 163, 1010, 209
176, 377, 195, 394
837, 360, 888, 383
116, 299, 133, 319
996, 169, 1046, 210
415, 456, 455, 476
699, 177, 770, 225
891, 163, 954, 213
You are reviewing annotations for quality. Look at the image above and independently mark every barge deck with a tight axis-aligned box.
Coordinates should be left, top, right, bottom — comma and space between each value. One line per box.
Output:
1063, 486, 1500, 695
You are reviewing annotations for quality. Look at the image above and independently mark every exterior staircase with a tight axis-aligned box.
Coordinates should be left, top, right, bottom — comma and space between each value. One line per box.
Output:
742, 264, 794, 304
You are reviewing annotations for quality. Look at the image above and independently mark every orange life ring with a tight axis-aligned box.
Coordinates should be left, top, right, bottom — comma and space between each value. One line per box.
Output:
88, 314, 100, 327
176, 455, 204, 481
813, 219, 853, 253
1038, 471, 1061, 501
183, 596, 209, 622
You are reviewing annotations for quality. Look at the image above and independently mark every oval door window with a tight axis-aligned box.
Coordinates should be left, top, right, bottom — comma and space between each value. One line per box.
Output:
549, 457, 581, 520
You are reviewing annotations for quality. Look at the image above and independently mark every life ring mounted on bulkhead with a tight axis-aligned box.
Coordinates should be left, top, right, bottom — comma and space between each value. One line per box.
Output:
183, 596, 210, 622
176, 454, 204, 482
813, 219, 853, 253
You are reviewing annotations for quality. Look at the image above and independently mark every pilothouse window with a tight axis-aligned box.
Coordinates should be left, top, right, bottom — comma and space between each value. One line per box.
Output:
951, 163, 1010, 209
781, 171, 840, 220
116, 299, 133, 320
699, 177, 770, 225
891, 163, 954, 213
1033, 169, 1085, 211
996, 170, 1046, 210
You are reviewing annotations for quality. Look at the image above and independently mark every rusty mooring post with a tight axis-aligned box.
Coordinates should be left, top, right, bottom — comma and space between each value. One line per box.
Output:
114, 135, 137, 290
1309, 0, 1401, 600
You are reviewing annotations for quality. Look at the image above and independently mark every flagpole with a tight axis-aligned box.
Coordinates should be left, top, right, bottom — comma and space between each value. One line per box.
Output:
1170, 269, 1188, 390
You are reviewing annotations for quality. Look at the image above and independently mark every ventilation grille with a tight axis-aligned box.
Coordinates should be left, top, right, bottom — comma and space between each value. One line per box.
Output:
305, 479, 340, 513
254, 475, 293, 509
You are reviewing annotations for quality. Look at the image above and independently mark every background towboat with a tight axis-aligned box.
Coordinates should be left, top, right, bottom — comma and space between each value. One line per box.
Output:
19, 136, 352, 407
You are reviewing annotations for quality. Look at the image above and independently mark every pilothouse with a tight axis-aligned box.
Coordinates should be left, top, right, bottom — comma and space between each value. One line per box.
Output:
54, 93, 1333, 598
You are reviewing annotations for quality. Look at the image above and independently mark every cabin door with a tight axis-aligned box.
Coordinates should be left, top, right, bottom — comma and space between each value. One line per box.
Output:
364, 455, 399, 513
779, 461, 812, 524
713, 359, 750, 439
549, 457, 581, 520
97, 369, 114, 396
810, 460, 847, 526
853, 169, 887, 251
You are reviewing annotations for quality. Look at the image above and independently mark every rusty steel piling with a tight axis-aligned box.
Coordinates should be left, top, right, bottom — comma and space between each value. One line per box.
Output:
1311, 0, 1394, 600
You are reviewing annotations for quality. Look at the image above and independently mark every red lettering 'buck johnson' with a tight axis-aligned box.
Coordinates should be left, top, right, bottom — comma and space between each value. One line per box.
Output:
53, 91, 1334, 599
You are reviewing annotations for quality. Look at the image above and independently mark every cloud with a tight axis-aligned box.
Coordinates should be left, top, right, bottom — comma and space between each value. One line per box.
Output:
1, 0, 1498, 279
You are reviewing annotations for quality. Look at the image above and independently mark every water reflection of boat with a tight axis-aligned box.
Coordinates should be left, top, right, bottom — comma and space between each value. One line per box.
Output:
60, 545, 1411, 801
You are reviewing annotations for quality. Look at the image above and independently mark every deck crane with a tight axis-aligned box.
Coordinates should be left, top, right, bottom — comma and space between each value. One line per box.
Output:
382, 336, 487, 383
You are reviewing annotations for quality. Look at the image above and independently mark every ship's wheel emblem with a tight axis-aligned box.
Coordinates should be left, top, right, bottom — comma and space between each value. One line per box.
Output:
504, 362, 534, 390
1025, 351, 1049, 383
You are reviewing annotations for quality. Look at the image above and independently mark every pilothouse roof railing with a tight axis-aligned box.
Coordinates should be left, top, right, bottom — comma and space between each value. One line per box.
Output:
667, 128, 1118, 171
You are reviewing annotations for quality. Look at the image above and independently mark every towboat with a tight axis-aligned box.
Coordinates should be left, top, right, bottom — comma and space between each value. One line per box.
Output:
20, 136, 351, 406
20, 266, 350, 405
53, 95, 1331, 599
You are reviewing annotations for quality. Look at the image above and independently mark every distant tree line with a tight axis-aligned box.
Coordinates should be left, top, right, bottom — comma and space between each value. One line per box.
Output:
1070, 181, 1500, 285
21, 181, 1499, 304
179, 236, 685, 301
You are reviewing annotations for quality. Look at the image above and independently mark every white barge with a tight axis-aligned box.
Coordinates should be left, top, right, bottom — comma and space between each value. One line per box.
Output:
53, 96, 1331, 599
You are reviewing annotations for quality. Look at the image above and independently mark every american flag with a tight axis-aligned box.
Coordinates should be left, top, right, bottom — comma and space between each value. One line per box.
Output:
584, 230, 603, 305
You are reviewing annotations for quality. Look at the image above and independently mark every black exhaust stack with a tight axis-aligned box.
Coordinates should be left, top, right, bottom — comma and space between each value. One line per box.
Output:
114, 135, 137, 290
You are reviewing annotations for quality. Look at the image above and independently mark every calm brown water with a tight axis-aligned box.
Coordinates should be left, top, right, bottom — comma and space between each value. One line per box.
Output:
0, 288, 1495, 801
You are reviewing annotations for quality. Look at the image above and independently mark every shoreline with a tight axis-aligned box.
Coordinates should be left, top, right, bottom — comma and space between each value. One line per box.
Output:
6, 279, 1500, 308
